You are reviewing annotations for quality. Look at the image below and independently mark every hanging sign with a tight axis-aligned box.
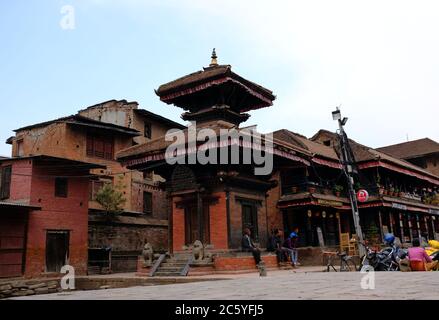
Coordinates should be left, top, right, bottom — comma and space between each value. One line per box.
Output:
392, 203, 407, 211
356, 189, 369, 202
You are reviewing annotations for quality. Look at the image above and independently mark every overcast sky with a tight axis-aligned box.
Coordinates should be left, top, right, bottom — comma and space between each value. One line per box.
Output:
1, 0, 438, 156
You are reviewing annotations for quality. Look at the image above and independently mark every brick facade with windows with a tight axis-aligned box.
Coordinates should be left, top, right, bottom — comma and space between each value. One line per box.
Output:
0, 156, 101, 278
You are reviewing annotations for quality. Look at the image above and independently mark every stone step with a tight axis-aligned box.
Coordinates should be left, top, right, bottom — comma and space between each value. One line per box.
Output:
161, 262, 188, 267
154, 272, 183, 277
157, 267, 184, 272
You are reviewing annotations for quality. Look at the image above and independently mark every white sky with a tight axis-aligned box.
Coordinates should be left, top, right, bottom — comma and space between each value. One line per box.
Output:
161, 0, 439, 147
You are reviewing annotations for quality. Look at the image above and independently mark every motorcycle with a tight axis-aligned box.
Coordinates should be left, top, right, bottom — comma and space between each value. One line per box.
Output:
359, 242, 407, 271
430, 250, 439, 271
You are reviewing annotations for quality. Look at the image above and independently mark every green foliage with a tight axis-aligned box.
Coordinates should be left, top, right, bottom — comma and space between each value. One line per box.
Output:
95, 177, 126, 215
354, 182, 362, 191
366, 223, 380, 244
334, 185, 344, 192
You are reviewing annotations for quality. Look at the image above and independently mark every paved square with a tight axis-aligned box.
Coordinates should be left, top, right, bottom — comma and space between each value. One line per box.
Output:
9, 270, 439, 300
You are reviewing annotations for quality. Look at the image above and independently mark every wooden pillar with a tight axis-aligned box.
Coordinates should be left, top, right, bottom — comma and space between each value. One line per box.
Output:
408, 214, 413, 242
169, 195, 174, 254
399, 212, 405, 242
388, 211, 393, 233
197, 192, 203, 242
336, 212, 342, 245
378, 210, 384, 242
415, 214, 421, 240
431, 216, 436, 238
424, 215, 430, 240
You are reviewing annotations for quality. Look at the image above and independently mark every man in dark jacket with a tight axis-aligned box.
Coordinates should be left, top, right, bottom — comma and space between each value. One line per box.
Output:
267, 229, 286, 263
242, 228, 261, 265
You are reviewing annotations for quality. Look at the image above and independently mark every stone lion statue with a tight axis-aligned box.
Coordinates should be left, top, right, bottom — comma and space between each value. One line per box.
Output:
142, 243, 154, 266
193, 240, 205, 262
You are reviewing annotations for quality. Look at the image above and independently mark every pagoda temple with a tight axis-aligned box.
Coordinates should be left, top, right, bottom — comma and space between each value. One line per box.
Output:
118, 50, 311, 255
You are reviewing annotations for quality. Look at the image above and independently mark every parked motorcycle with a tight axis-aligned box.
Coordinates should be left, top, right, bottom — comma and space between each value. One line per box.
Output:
359, 241, 407, 272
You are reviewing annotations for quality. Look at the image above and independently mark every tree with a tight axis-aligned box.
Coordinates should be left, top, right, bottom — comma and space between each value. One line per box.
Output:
95, 177, 126, 215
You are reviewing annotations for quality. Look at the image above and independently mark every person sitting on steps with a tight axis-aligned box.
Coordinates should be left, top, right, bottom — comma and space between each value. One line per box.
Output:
242, 228, 262, 266
267, 228, 288, 264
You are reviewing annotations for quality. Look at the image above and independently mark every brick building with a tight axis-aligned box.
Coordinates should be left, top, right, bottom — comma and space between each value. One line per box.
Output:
311, 130, 439, 244
5, 100, 185, 272
377, 138, 439, 176
0, 156, 102, 278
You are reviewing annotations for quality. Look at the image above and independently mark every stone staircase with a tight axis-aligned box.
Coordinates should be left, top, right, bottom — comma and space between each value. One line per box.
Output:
153, 255, 191, 277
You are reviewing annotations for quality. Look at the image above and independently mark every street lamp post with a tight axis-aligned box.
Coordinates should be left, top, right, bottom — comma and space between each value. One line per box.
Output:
332, 108, 366, 257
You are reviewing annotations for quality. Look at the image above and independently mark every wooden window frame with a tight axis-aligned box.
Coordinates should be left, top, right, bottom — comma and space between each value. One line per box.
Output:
143, 191, 153, 214
89, 180, 104, 201
144, 122, 152, 139
86, 134, 114, 160
0, 166, 12, 200
55, 177, 68, 198
241, 202, 259, 241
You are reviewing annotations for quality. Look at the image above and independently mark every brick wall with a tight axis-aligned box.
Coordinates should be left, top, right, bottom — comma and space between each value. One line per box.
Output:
209, 192, 228, 250
3, 159, 33, 201
172, 197, 185, 252
266, 170, 284, 232
213, 255, 278, 271
88, 221, 168, 252
24, 163, 89, 278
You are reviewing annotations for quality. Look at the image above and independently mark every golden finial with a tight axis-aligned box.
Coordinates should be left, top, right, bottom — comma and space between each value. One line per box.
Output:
210, 48, 218, 66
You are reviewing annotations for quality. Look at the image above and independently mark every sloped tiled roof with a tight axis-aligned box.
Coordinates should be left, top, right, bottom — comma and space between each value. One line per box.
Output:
377, 138, 439, 159
117, 124, 312, 161
311, 129, 439, 180
14, 115, 140, 136
156, 65, 275, 99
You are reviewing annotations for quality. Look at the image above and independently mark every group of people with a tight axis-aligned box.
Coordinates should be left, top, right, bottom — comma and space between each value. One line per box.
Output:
241, 227, 300, 267
267, 228, 300, 267
242, 228, 438, 272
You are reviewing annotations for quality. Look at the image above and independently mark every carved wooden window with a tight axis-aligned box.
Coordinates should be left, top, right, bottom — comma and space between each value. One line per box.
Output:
86, 134, 114, 160
242, 203, 258, 241
55, 177, 68, 198
144, 122, 152, 139
143, 192, 152, 214
0, 166, 12, 200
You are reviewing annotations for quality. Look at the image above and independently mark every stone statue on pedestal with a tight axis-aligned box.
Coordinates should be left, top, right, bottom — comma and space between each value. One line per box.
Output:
142, 243, 154, 267
193, 240, 205, 262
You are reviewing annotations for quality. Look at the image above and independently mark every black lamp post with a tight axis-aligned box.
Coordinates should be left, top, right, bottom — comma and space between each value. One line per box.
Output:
332, 107, 365, 257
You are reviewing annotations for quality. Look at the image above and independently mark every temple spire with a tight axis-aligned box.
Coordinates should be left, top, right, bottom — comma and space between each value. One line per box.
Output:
210, 48, 218, 66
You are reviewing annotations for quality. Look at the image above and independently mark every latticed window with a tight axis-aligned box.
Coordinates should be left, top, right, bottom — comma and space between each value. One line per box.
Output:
144, 122, 152, 139
143, 192, 152, 214
86, 134, 114, 160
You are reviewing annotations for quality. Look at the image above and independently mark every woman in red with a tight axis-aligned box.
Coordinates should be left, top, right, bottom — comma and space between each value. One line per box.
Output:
408, 238, 432, 271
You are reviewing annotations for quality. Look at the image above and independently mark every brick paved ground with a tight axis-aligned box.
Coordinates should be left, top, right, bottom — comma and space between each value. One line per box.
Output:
9, 269, 439, 300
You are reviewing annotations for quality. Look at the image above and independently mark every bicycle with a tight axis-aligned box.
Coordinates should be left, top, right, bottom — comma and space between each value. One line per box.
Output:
324, 250, 357, 272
